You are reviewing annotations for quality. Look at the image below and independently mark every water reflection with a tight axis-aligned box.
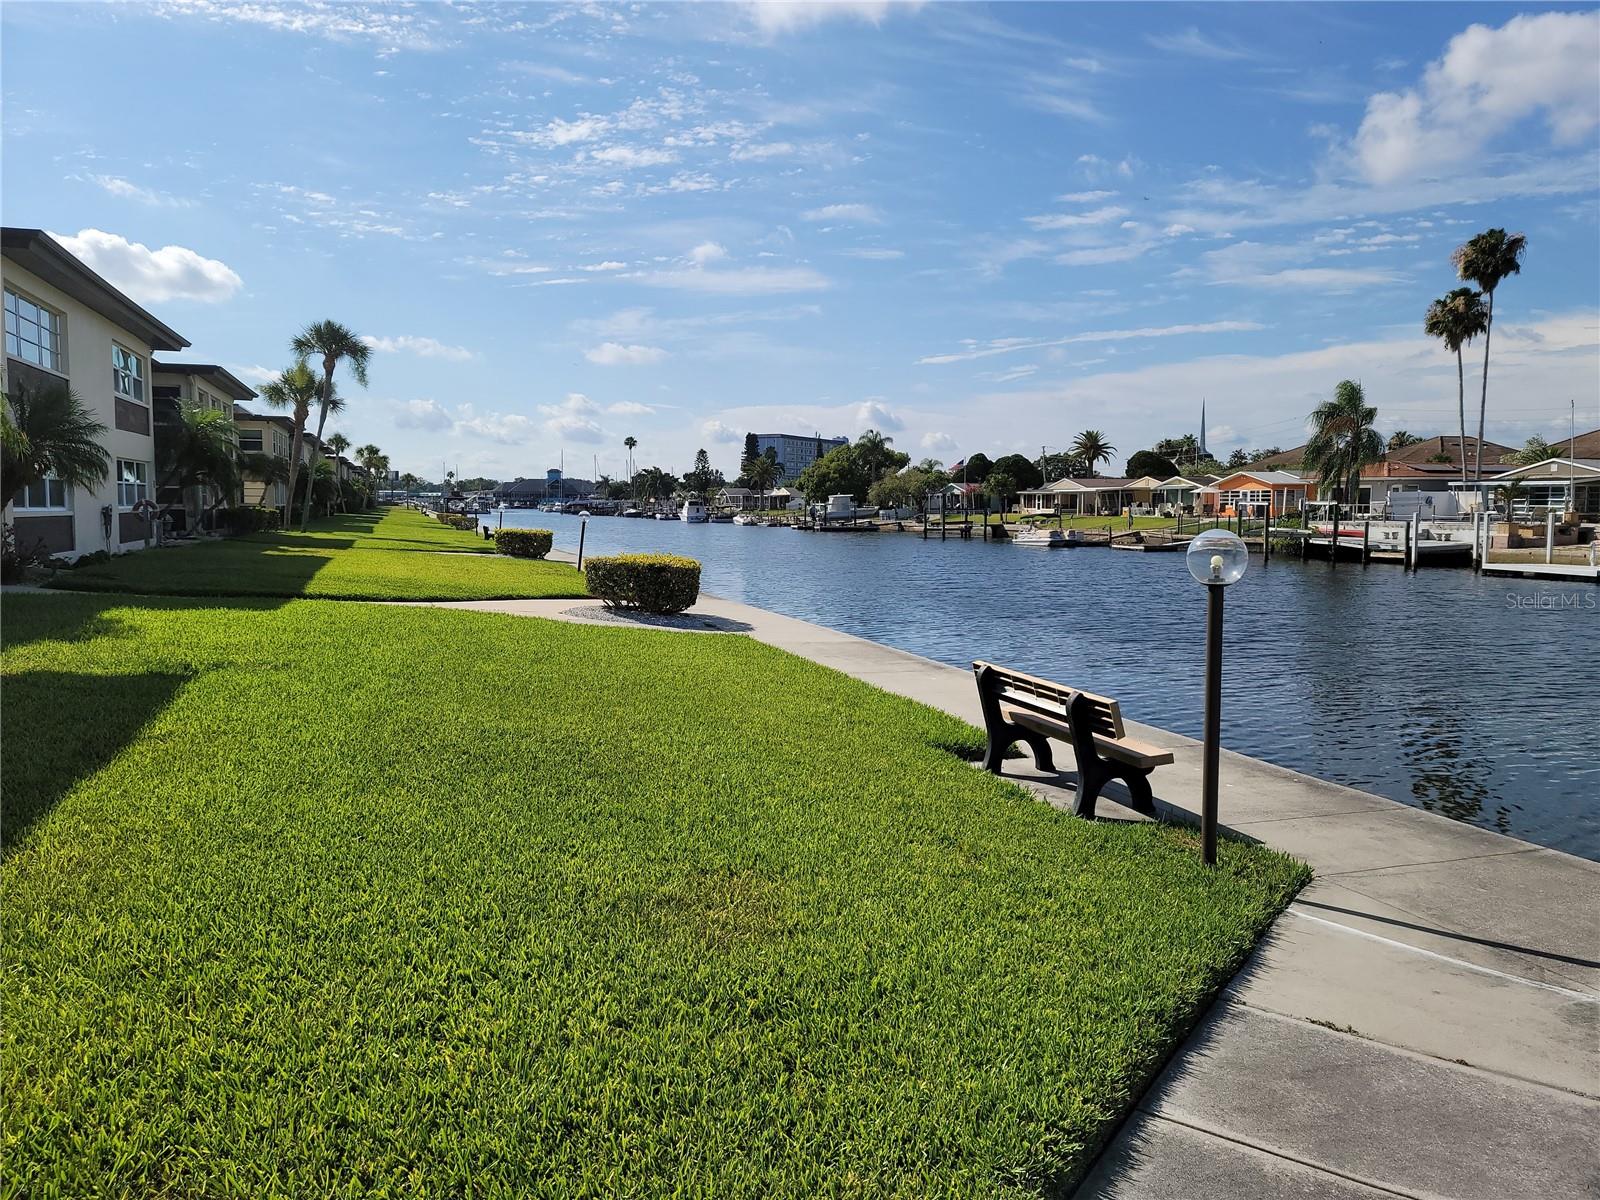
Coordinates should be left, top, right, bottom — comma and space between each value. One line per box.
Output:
504, 510, 1598, 858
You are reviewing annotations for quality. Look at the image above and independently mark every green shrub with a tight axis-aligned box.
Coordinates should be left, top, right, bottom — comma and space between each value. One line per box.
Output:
584, 553, 701, 613
2, 523, 51, 584
217, 506, 281, 535
437, 513, 478, 532
494, 528, 553, 559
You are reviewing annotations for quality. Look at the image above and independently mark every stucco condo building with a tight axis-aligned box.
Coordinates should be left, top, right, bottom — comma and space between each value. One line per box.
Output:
753, 433, 849, 482
3, 228, 190, 558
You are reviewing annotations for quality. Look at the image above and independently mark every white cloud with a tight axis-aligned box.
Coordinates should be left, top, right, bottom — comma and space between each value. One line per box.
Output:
1056, 190, 1118, 203
742, 1, 923, 36
730, 141, 797, 160
579, 261, 628, 272
585, 342, 669, 366
921, 431, 957, 452
48, 228, 242, 303
918, 320, 1267, 365
607, 401, 656, 415
842, 247, 905, 260
802, 203, 883, 224
160, 0, 443, 50
538, 393, 605, 443
1353, 10, 1600, 184
701, 419, 743, 443
584, 145, 677, 168
87, 175, 192, 208
690, 241, 728, 266
1146, 27, 1259, 61
361, 335, 475, 362
458, 408, 539, 442
1219, 266, 1407, 291
228, 364, 280, 386
856, 400, 903, 431
641, 265, 831, 296
528, 116, 610, 146
1025, 205, 1130, 230
393, 398, 455, 432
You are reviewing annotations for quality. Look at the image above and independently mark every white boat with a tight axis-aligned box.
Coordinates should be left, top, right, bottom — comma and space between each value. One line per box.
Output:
732, 513, 761, 526
681, 498, 709, 523
708, 510, 734, 523
1013, 526, 1071, 548
654, 510, 678, 521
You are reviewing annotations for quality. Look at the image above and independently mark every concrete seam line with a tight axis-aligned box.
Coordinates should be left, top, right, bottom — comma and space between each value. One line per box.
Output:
1137, 1112, 1425, 1200
1284, 909, 1598, 1003
1318, 846, 1543, 877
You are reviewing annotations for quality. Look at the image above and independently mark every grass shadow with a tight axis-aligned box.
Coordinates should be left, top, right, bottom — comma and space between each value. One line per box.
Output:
1, 668, 190, 852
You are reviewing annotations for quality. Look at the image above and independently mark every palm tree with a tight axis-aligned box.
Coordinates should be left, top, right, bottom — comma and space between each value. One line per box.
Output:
157, 405, 243, 522
290, 320, 372, 531
744, 453, 780, 509
238, 451, 290, 514
1387, 430, 1421, 451
257, 361, 322, 523
400, 471, 420, 495
1423, 287, 1488, 499
1451, 229, 1526, 488
1303, 380, 1384, 514
325, 432, 351, 458
1072, 429, 1115, 474
1, 382, 110, 507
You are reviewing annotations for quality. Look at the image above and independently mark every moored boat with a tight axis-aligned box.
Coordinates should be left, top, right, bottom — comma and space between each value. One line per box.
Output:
1013, 526, 1071, 548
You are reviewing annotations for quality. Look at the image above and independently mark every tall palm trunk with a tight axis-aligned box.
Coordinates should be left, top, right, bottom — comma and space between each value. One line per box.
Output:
299, 364, 334, 531
1474, 290, 1494, 489
285, 404, 307, 528
1456, 346, 1468, 505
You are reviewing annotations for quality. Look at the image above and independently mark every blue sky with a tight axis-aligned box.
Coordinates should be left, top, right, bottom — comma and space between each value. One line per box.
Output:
4, 1, 1597, 481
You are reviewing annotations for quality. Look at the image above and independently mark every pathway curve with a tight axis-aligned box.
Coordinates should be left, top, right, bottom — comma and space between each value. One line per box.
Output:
399, 587, 1599, 1199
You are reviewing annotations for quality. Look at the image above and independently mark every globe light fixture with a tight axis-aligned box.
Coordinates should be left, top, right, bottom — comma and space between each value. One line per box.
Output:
1185, 528, 1249, 865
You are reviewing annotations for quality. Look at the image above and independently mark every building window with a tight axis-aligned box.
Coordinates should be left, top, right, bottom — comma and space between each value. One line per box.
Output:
112, 344, 145, 403
16, 474, 70, 511
116, 459, 149, 509
239, 429, 264, 452
4, 288, 66, 372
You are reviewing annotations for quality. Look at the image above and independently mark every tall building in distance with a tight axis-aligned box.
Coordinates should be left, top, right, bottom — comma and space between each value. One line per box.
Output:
753, 432, 850, 482
1199, 399, 1209, 461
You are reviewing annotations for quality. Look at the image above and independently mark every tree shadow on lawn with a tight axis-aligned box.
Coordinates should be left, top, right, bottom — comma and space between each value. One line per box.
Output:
45, 538, 342, 600
1, 668, 191, 852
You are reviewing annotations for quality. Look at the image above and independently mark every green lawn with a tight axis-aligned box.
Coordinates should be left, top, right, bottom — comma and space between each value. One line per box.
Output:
45, 508, 586, 601
2, 593, 1307, 1197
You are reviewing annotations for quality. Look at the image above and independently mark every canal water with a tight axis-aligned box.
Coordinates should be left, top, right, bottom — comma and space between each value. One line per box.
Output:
500, 510, 1599, 859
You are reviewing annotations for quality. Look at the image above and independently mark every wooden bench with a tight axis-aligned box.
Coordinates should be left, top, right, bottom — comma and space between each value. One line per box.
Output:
972, 661, 1175, 818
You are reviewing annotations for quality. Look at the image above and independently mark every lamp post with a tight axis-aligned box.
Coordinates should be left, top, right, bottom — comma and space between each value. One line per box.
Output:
1185, 528, 1249, 866
576, 510, 590, 570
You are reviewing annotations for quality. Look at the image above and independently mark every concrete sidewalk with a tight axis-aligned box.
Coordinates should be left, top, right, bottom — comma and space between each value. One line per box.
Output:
410, 590, 1600, 1198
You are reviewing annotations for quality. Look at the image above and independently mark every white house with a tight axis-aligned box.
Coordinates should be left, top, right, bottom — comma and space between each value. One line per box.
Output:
4, 227, 190, 558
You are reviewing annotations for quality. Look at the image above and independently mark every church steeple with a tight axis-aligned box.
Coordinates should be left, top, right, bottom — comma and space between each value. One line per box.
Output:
1199, 399, 1208, 459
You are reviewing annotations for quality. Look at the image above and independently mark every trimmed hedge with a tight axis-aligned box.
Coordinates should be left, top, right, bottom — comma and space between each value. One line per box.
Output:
494, 528, 553, 559
584, 553, 701, 613
437, 513, 478, 531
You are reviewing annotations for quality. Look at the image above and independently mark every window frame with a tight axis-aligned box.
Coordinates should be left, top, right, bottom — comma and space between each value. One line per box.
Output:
4, 285, 69, 377
112, 342, 147, 405
14, 473, 72, 512
238, 428, 265, 453
116, 459, 150, 511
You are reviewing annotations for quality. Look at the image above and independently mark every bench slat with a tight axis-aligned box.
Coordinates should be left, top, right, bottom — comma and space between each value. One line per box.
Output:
1006, 710, 1175, 770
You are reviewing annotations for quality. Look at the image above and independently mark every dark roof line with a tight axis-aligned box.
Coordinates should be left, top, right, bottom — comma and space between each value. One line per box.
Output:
2, 227, 189, 352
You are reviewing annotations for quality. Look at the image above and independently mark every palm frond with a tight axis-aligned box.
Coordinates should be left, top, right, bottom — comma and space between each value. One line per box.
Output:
1, 382, 111, 502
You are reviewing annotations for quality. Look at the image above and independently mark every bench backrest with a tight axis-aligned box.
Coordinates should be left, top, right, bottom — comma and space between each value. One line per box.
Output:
973, 661, 1125, 739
